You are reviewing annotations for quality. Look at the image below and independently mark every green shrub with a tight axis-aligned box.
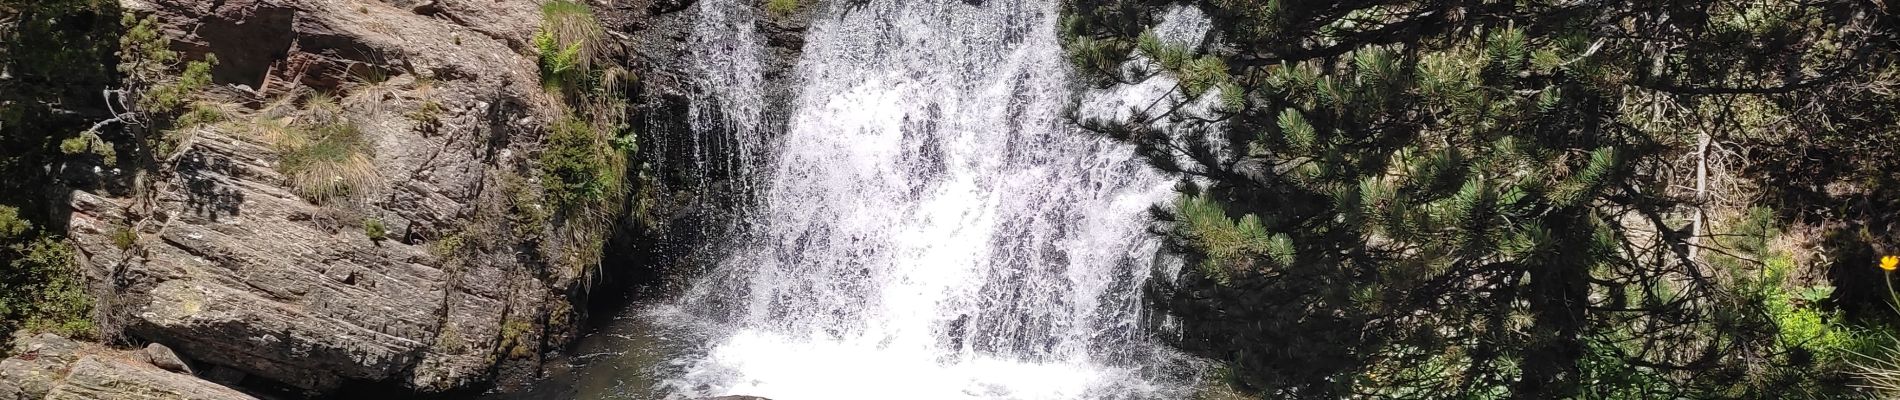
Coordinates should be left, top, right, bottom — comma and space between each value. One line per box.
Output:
363, 218, 387, 241
110, 225, 136, 250
0, 208, 28, 240
431, 230, 467, 260
0, 206, 95, 339
498, 318, 536, 359
0, 2, 114, 340
434, 324, 466, 354
118, 15, 178, 86
140, 56, 216, 114
175, 102, 227, 129
1176, 194, 1293, 285
1674, 207, 1871, 396
538, 116, 617, 212
118, 14, 221, 162
58, 132, 117, 167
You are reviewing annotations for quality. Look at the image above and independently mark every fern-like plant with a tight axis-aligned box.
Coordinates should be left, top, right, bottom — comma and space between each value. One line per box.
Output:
535, 0, 603, 88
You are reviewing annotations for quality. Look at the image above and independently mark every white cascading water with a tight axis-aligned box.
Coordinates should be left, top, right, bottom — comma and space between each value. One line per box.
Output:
655, 1, 1213, 399
685, 0, 769, 198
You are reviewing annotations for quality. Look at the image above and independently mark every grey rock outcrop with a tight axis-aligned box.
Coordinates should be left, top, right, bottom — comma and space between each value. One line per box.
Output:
43, 0, 809, 396
64, 0, 586, 394
140, 343, 191, 374
0, 334, 257, 400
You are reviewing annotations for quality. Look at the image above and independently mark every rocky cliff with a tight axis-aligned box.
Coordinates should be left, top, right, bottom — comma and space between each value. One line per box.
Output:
0, 0, 815, 395
49, 0, 707, 395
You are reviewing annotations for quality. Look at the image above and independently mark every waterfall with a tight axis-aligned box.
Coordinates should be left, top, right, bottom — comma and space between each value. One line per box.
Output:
656, 0, 1197, 398
685, 0, 770, 206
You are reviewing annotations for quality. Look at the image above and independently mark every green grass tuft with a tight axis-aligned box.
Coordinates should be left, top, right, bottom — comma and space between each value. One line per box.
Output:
261, 98, 379, 205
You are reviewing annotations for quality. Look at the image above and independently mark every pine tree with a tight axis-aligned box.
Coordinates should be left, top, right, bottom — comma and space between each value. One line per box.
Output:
1063, 0, 1899, 397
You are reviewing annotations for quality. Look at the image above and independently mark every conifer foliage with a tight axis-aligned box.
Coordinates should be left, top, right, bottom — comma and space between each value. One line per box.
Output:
1063, 0, 1900, 397
0, 0, 120, 339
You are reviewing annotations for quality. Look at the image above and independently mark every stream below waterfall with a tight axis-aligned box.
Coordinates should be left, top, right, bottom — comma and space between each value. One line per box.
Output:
503, 1, 1212, 399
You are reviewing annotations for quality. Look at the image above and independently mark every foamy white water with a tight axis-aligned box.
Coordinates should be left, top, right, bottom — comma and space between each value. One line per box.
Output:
657, 1, 1200, 398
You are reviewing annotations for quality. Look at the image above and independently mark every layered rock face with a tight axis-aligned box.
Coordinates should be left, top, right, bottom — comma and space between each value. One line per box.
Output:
0, 334, 257, 400
63, 0, 586, 393
35, 0, 808, 395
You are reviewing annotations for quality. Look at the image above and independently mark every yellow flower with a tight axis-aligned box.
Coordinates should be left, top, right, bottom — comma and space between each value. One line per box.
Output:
1884, 255, 1899, 271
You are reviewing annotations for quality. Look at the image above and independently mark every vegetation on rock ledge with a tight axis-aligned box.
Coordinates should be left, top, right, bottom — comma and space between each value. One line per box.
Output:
0, 0, 122, 341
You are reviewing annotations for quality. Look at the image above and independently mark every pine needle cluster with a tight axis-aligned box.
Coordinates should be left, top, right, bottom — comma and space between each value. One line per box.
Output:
1064, 0, 1900, 397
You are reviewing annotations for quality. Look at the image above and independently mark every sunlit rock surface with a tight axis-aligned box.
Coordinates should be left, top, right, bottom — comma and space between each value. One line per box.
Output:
0, 334, 257, 400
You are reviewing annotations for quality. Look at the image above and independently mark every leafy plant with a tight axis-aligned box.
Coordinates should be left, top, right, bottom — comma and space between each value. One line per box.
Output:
534, 0, 603, 89
610, 131, 639, 153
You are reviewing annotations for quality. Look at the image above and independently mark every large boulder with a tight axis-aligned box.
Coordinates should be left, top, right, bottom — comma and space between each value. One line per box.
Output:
65, 0, 580, 393
0, 334, 257, 400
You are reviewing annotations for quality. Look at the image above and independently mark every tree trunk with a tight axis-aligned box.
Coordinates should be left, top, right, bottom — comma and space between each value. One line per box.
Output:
1513, 211, 1591, 399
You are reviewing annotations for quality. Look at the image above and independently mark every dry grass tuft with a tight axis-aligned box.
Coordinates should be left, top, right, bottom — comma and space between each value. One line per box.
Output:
1854, 339, 1900, 398
255, 93, 380, 205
